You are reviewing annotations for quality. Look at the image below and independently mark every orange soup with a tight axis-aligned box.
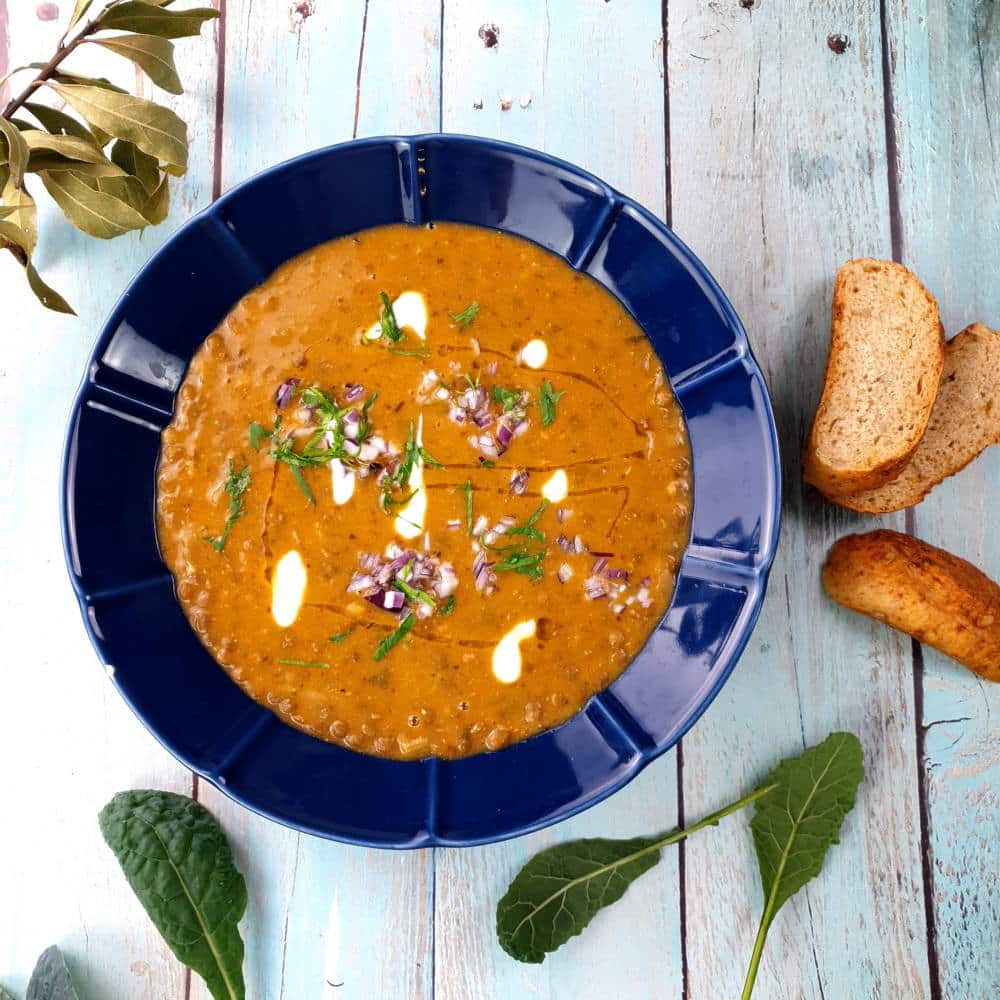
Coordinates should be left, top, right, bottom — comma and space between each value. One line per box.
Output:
157, 223, 692, 759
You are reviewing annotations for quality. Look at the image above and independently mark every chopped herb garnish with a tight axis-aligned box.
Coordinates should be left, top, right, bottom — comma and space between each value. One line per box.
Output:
420, 446, 445, 470
392, 577, 437, 609
455, 480, 473, 534
379, 292, 404, 342
465, 371, 481, 389
437, 594, 456, 616
506, 499, 550, 541
203, 461, 251, 552
450, 301, 480, 328
381, 487, 419, 509
248, 421, 272, 449
328, 630, 353, 644
492, 384, 524, 413
277, 658, 330, 668
479, 458, 496, 468
388, 346, 431, 358
373, 611, 417, 661
539, 381, 565, 427
492, 546, 546, 581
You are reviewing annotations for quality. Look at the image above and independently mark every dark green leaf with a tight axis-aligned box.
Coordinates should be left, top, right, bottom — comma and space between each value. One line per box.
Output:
248, 421, 272, 449
26, 262, 76, 315
539, 381, 564, 427
111, 139, 161, 193
40, 169, 149, 238
328, 630, 352, 643
98, 3, 220, 39
0, 118, 29, 187
455, 480, 473, 534
26, 944, 80, 1000
378, 291, 404, 342
99, 789, 247, 1000
93, 34, 183, 94
204, 461, 250, 552
743, 732, 864, 998
24, 102, 98, 142
437, 594, 456, 616
498, 836, 661, 963
277, 658, 329, 668
50, 83, 188, 170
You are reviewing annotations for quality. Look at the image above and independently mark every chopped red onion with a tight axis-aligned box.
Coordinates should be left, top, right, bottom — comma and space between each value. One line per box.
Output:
470, 337, 481, 355
592, 557, 609, 575
343, 409, 361, 439
496, 422, 513, 451
584, 576, 608, 600
605, 567, 629, 580
556, 534, 573, 552
344, 383, 365, 403
637, 586, 652, 609
472, 514, 489, 537
435, 386, 451, 401
509, 470, 529, 495
611, 603, 625, 615
557, 563, 573, 584
485, 360, 498, 376
358, 440, 383, 463
275, 377, 301, 410
366, 588, 406, 613
446, 518, 462, 530
573, 535, 587, 554
342, 439, 361, 458
473, 412, 494, 429
347, 572, 375, 594
437, 564, 459, 597
478, 433, 500, 458
512, 418, 528, 438
556, 507, 571, 523
416, 601, 434, 619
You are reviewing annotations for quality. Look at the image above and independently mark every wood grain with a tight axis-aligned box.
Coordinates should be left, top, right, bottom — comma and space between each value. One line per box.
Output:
434, 4, 684, 999
886, 2, 1000, 996
189, 3, 442, 999
0, 2, 219, 996
668, 2, 930, 997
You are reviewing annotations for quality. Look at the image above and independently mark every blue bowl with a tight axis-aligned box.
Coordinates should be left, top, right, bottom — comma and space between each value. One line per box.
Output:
61, 135, 781, 847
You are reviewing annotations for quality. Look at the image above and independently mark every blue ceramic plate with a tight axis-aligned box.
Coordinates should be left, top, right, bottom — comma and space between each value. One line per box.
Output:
62, 136, 781, 848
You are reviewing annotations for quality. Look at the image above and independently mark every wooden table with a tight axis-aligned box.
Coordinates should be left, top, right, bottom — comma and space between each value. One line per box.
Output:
1, 2, 997, 997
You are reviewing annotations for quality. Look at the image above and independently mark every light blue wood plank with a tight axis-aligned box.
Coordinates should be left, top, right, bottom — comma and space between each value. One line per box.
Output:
434, 4, 683, 998
190, 4, 441, 999
886, 4, 1000, 997
669, 2, 931, 998
0, 4, 219, 996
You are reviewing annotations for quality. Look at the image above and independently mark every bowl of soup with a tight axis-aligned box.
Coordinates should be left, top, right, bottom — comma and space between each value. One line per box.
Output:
62, 136, 780, 846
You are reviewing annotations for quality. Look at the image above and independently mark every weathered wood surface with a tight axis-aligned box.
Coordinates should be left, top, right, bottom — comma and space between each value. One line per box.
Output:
0, 1, 996, 998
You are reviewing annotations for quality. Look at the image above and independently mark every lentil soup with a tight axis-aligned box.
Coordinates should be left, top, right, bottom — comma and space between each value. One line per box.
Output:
157, 223, 692, 759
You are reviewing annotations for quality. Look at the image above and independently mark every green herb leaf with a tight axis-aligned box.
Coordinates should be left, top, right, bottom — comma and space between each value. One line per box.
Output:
26, 945, 80, 1000
742, 732, 864, 999
40, 168, 149, 238
248, 421, 271, 449
437, 594, 456, 616
449, 300, 479, 328
204, 461, 250, 552
277, 658, 329, 668
505, 499, 549, 540
99, 790, 247, 1000
93, 34, 183, 95
26, 261, 75, 314
492, 384, 523, 412
98, 2, 220, 39
373, 611, 416, 661
419, 446, 445, 471
455, 480, 473, 534
492, 546, 545, 580
392, 577, 437, 609
539, 381, 564, 427
24, 101, 99, 142
142, 175, 171, 224
50, 83, 188, 170
328, 630, 353, 644
68, 0, 96, 29
286, 461, 314, 505
388, 346, 431, 358
22, 128, 119, 166
497, 785, 776, 963
110, 139, 161, 194
378, 291, 404, 342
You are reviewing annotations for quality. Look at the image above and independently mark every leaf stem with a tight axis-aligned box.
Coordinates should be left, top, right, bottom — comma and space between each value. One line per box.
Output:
2, 9, 104, 119
742, 913, 771, 1000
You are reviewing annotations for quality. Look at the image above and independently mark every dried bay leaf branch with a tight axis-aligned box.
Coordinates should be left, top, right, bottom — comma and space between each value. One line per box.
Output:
0, 0, 218, 313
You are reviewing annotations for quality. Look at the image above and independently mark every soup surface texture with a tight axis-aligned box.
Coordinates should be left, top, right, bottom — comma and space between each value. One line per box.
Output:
157, 223, 691, 759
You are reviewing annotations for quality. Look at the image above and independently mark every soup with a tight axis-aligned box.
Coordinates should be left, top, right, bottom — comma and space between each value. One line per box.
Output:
157, 223, 691, 759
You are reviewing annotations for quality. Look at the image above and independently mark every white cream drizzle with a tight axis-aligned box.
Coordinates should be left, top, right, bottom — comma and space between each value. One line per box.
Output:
492, 619, 537, 684
365, 290, 428, 341
271, 550, 307, 627
395, 413, 428, 540
541, 469, 569, 503
520, 338, 548, 368
330, 458, 356, 505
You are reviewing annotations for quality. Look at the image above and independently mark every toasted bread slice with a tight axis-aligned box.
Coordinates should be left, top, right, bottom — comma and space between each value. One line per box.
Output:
803, 259, 944, 496
823, 530, 1000, 683
837, 324, 1000, 513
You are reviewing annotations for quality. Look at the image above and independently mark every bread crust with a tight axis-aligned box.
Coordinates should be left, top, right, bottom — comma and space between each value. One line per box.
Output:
804, 259, 944, 497
834, 324, 1000, 513
823, 530, 1000, 683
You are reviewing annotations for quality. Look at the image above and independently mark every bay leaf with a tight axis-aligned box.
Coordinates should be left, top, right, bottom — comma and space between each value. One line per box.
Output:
28, 154, 127, 178
0, 984, 15, 1000
99, 2, 220, 39
1, 180, 37, 254
49, 83, 187, 171
94, 34, 183, 95
52, 72, 129, 94
24, 102, 98, 143
95, 173, 150, 213
68, 0, 96, 28
0, 119, 29, 187
26, 262, 76, 315
40, 170, 149, 238
26, 944, 81, 1000
0, 219, 33, 253
111, 139, 161, 194
99, 790, 247, 1000
22, 130, 112, 164
142, 175, 171, 224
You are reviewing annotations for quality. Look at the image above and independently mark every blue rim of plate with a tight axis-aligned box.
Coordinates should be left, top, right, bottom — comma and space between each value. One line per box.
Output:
61, 134, 781, 848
